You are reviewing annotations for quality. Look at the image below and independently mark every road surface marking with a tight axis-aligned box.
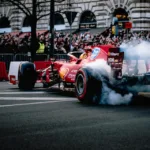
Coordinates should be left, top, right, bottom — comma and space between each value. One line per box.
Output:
0, 97, 76, 101
0, 100, 75, 108
0, 91, 58, 95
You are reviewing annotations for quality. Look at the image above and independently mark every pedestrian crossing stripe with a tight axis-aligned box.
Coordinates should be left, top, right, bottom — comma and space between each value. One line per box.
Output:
0, 91, 56, 95
0, 97, 76, 101
0, 100, 75, 108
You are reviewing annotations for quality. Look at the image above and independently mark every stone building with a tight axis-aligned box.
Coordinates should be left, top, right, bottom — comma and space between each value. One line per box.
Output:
0, 0, 150, 33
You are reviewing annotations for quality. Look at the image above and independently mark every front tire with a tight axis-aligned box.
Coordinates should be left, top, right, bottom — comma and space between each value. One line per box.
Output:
18, 62, 36, 90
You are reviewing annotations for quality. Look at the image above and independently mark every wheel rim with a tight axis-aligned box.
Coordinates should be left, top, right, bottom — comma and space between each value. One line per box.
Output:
76, 74, 84, 95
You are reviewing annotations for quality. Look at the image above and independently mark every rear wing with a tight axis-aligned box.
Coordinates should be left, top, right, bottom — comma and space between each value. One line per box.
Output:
107, 48, 150, 77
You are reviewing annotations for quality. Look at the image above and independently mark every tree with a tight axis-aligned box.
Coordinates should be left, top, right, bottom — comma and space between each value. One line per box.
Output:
0, 0, 65, 61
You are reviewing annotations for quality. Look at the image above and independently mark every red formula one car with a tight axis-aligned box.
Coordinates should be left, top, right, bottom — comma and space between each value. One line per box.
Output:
8, 44, 150, 104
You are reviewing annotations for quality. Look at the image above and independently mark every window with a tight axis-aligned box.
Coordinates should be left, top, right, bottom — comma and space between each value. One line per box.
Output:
0, 16, 10, 28
23, 16, 30, 27
54, 13, 64, 25
80, 11, 96, 24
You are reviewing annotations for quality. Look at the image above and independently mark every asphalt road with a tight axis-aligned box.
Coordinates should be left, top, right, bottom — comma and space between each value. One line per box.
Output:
0, 82, 150, 150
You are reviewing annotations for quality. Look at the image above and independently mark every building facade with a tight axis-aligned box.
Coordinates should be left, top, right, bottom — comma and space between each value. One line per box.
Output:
0, 0, 150, 33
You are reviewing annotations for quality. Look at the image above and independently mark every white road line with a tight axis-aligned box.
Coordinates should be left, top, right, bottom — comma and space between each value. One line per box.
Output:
0, 91, 55, 95
0, 100, 73, 108
0, 97, 76, 101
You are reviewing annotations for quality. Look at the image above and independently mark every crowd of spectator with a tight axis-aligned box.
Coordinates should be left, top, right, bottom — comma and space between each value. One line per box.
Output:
0, 28, 150, 55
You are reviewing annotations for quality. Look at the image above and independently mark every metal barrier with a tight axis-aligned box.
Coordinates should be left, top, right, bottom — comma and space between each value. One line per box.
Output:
0, 53, 14, 71
34, 54, 48, 61
53, 54, 69, 61
14, 54, 48, 61
15, 54, 31, 61
53, 52, 82, 62
0, 53, 48, 72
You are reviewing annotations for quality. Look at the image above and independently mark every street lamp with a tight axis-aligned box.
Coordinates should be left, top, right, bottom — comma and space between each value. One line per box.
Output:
68, 1, 72, 50
50, 0, 55, 58
50, 0, 65, 58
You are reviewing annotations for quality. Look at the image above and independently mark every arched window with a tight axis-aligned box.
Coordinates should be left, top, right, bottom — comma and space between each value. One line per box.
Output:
113, 8, 128, 21
23, 16, 30, 27
54, 13, 64, 25
80, 11, 96, 24
79, 11, 96, 29
0, 16, 10, 28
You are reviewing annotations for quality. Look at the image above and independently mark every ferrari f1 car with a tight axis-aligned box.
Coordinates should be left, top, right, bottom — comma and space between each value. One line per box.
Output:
8, 44, 150, 104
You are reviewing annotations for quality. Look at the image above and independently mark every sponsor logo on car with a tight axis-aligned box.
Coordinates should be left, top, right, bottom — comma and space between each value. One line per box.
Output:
90, 47, 100, 60
59, 67, 69, 79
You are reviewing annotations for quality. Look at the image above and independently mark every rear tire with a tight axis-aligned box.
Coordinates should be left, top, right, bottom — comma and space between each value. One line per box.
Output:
75, 68, 102, 104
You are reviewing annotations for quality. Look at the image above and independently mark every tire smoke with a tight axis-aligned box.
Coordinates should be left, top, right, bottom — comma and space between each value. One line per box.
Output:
120, 40, 150, 60
84, 60, 133, 105
100, 82, 133, 105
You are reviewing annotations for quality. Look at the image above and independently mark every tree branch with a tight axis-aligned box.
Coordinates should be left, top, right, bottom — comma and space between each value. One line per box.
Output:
37, 10, 61, 21
37, 7, 44, 16
36, 0, 65, 7
36, 0, 51, 7
1, 0, 31, 16
37, 12, 50, 20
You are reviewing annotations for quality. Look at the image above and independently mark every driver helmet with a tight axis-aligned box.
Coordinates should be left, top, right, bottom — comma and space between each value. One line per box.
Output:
84, 46, 92, 51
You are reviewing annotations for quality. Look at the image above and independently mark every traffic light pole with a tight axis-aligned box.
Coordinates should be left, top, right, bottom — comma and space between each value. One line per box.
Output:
50, 0, 54, 58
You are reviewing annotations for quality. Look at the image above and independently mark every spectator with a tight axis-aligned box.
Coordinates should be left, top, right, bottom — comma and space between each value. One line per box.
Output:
72, 43, 78, 52
1, 28, 150, 55
36, 35, 45, 54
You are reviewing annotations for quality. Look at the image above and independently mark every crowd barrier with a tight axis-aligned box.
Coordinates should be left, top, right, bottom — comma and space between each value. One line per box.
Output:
15, 54, 48, 61
0, 61, 8, 81
0, 53, 14, 71
15, 54, 31, 61
35, 54, 48, 61
0, 53, 48, 82
0, 53, 48, 71
54, 54, 69, 61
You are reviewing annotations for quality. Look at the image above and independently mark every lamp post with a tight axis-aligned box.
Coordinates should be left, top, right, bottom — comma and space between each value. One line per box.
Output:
68, 1, 72, 50
50, 0, 55, 58
70, 11, 72, 49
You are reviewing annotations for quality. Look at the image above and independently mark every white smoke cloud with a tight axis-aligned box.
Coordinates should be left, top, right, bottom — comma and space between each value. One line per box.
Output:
100, 83, 133, 105
84, 59, 111, 79
120, 40, 150, 59
84, 59, 133, 105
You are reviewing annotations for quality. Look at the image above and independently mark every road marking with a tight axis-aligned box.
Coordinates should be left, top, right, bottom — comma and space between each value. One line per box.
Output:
0, 91, 57, 95
0, 97, 76, 101
0, 100, 74, 108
